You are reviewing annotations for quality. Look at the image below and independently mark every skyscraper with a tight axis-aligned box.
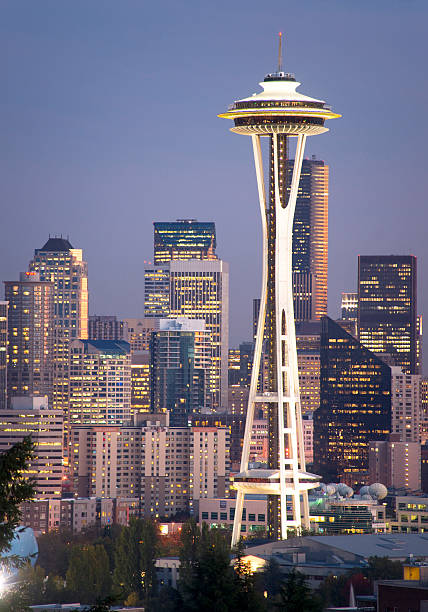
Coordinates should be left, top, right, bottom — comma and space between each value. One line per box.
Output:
145, 260, 229, 409
150, 318, 212, 425
4, 272, 54, 403
390, 367, 421, 443
290, 157, 329, 321
0, 301, 7, 411
314, 317, 391, 485
153, 219, 217, 264
28, 237, 88, 422
169, 260, 229, 409
143, 266, 170, 319
219, 36, 339, 543
358, 255, 417, 373
69, 339, 131, 427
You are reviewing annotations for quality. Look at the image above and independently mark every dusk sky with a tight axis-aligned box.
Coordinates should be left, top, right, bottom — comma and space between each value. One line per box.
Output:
2, 1, 428, 355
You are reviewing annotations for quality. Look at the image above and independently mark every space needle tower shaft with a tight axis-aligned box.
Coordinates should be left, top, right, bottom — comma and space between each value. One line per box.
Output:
219, 35, 340, 545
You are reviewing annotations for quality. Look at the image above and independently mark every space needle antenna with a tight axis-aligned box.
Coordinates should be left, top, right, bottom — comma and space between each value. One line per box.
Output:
278, 32, 283, 72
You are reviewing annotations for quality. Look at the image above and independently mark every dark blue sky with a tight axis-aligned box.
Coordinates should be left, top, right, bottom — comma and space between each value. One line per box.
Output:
2, 1, 428, 351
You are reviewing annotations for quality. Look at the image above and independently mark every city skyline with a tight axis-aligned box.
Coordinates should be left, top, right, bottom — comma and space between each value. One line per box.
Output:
1, 1, 428, 353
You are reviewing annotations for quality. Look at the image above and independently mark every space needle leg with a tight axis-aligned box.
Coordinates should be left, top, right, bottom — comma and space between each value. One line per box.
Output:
273, 133, 307, 540
231, 135, 268, 548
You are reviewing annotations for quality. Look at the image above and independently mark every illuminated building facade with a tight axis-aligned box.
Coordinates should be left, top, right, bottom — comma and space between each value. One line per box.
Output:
144, 266, 170, 318
341, 292, 358, 321
124, 318, 159, 352
153, 219, 217, 264
131, 351, 151, 414
358, 255, 417, 373
0, 301, 7, 410
71, 422, 229, 518
69, 339, 131, 427
29, 237, 88, 446
369, 437, 421, 491
219, 38, 339, 543
228, 348, 241, 386
289, 157, 329, 321
4, 273, 53, 404
421, 378, 428, 445
0, 396, 62, 498
296, 321, 321, 416
144, 260, 229, 409
150, 318, 212, 425
314, 316, 391, 486
88, 315, 126, 341
169, 260, 229, 409
390, 367, 421, 443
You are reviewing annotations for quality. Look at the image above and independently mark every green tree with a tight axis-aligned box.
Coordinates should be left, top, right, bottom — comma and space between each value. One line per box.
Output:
178, 523, 236, 611
66, 544, 111, 604
363, 556, 403, 580
113, 518, 159, 605
273, 569, 322, 612
257, 557, 283, 599
0, 436, 34, 555
36, 529, 72, 577
233, 540, 265, 611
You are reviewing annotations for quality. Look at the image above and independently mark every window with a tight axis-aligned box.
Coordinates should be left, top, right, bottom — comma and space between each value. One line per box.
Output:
258, 514, 265, 522
248, 513, 256, 521
211, 512, 218, 520
220, 513, 227, 521
201, 512, 208, 520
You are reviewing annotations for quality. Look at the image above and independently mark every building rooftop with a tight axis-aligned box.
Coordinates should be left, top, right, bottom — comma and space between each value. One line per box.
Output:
38, 237, 74, 252
78, 340, 131, 355
246, 533, 428, 563
308, 533, 428, 559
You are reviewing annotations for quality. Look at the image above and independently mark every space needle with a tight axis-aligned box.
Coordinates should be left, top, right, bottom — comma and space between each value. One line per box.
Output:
219, 34, 340, 544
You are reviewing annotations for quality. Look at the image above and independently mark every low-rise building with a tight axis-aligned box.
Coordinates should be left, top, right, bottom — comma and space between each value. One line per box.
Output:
390, 495, 428, 533
198, 496, 267, 536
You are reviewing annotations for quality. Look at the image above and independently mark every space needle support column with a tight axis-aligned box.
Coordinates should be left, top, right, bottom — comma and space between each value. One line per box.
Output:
231, 134, 268, 547
273, 132, 307, 539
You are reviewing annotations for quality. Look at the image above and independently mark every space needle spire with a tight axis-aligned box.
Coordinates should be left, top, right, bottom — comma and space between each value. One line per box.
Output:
219, 38, 340, 544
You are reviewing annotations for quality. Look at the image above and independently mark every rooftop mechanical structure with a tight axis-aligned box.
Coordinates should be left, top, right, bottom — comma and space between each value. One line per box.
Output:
219, 35, 340, 544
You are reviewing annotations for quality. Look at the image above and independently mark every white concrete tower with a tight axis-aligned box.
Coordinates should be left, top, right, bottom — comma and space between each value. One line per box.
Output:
219, 35, 340, 544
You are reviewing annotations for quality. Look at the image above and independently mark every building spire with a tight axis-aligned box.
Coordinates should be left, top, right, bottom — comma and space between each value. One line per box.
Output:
278, 32, 283, 72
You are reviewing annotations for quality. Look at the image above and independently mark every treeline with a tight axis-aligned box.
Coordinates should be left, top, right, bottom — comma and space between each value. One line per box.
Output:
0, 518, 403, 611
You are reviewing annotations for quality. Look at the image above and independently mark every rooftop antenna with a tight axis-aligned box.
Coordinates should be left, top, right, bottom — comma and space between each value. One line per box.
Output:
278, 32, 283, 72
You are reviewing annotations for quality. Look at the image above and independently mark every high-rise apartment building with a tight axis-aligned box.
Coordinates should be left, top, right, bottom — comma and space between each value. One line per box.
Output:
0, 396, 62, 498
71, 421, 230, 517
358, 255, 417, 373
369, 436, 421, 491
4, 272, 54, 404
421, 378, 428, 445
0, 301, 7, 411
69, 339, 131, 427
390, 367, 421, 443
289, 157, 329, 321
131, 351, 150, 414
88, 315, 126, 341
314, 317, 391, 486
28, 237, 88, 420
228, 348, 241, 386
150, 319, 212, 425
341, 292, 358, 321
153, 219, 217, 264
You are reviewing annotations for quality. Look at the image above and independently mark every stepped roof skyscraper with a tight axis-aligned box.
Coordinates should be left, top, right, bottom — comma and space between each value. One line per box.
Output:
219, 34, 339, 543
